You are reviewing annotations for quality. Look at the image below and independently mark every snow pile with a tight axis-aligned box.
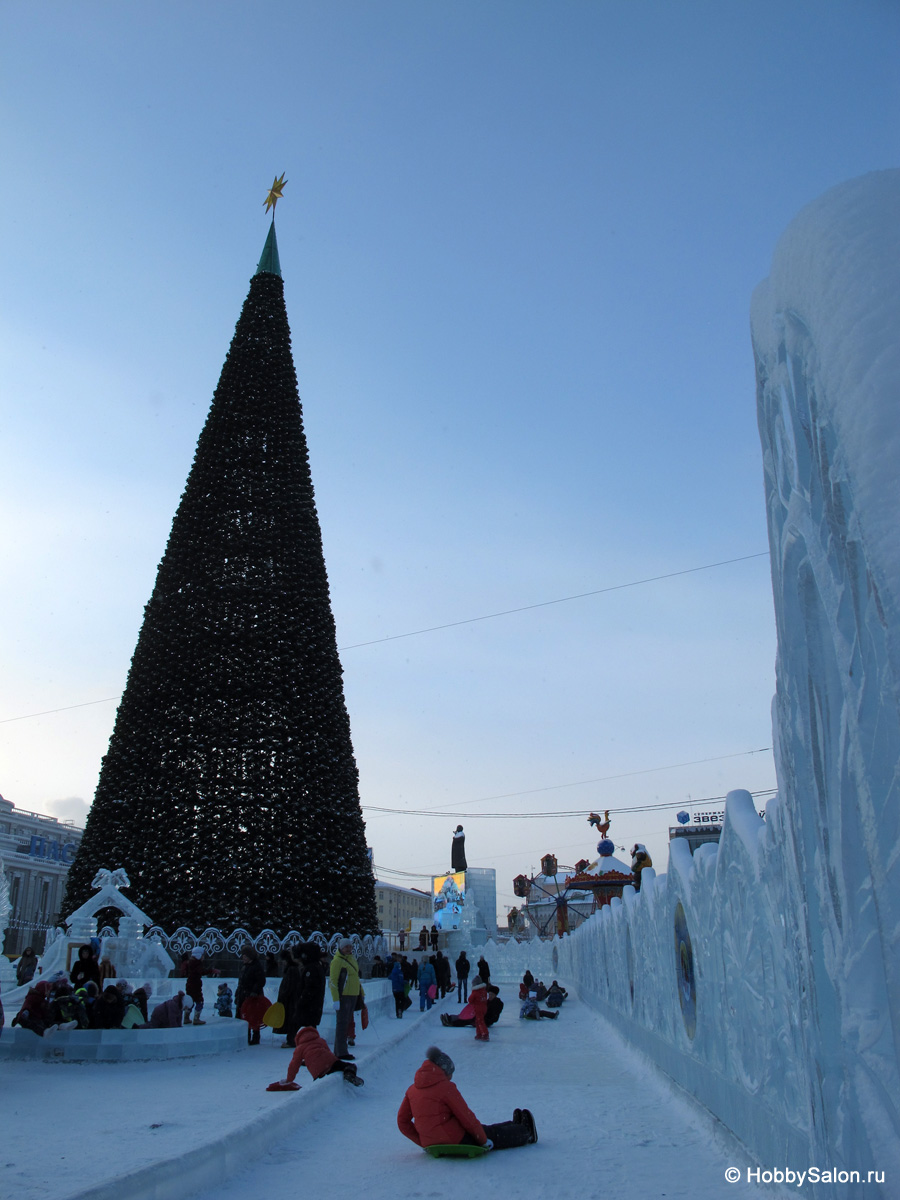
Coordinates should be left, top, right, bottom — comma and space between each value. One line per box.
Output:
550, 171, 900, 1198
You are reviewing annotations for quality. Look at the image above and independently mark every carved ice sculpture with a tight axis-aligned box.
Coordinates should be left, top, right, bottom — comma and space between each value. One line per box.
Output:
546, 171, 900, 1198
37, 865, 174, 982
751, 168, 900, 1183
91, 868, 132, 891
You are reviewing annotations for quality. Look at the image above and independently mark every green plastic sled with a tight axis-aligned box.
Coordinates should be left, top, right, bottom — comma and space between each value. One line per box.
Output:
425, 1143, 489, 1159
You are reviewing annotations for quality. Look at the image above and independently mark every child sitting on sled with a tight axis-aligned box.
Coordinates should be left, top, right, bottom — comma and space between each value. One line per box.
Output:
267, 1024, 363, 1091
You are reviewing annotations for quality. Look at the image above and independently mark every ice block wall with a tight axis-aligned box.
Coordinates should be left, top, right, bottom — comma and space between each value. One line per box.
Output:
554, 172, 900, 1195
751, 169, 900, 1181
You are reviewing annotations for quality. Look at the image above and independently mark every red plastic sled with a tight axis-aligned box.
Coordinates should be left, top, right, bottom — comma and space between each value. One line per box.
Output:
266, 1081, 300, 1092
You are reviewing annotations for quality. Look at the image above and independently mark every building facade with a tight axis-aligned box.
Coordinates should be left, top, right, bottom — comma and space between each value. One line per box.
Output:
0, 795, 84, 955
373, 881, 431, 941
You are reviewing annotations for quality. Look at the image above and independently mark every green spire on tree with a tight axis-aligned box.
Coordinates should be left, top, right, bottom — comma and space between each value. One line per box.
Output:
63, 227, 377, 936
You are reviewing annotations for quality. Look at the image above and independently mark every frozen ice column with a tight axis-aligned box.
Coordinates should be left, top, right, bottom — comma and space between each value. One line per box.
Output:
751, 169, 900, 1178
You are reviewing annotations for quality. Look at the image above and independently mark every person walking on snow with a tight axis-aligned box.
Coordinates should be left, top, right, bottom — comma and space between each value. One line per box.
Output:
418, 957, 437, 1011
391, 958, 408, 1018
455, 950, 470, 1003
397, 1046, 537, 1150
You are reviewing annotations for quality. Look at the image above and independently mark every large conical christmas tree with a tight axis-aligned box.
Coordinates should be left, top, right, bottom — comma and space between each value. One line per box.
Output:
64, 219, 377, 936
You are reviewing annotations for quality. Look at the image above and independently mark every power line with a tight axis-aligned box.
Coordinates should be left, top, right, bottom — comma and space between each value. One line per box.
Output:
362, 747, 773, 814
0, 696, 120, 724
362, 786, 777, 821
373, 865, 434, 881
339, 552, 769, 649
0, 552, 768, 725
373, 788, 779, 880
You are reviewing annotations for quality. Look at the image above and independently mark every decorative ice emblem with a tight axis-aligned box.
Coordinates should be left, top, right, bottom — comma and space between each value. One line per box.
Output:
91, 868, 132, 890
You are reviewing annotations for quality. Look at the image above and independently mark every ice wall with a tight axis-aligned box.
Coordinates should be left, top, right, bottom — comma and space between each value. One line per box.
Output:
550, 172, 900, 1196
753, 170, 900, 1181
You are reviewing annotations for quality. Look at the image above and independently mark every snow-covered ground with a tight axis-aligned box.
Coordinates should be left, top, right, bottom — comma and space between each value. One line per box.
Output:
4, 991, 788, 1200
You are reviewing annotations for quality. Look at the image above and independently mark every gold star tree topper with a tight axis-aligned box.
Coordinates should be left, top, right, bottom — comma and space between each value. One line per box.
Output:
264, 173, 287, 215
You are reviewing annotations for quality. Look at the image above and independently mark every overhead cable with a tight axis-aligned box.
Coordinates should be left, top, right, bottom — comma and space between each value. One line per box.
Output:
339, 552, 769, 649
362, 786, 777, 821
1, 552, 768, 724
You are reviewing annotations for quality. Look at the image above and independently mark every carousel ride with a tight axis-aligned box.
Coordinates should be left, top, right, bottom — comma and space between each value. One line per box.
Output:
511, 812, 634, 939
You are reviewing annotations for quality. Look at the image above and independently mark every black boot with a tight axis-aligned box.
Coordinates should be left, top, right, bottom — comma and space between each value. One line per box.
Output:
250, 1028, 261, 1045
520, 1109, 538, 1143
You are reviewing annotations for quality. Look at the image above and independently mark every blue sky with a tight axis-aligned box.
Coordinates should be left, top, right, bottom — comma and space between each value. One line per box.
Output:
2, 1, 898, 920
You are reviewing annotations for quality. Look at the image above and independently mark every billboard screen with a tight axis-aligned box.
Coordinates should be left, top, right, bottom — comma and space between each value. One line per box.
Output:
432, 871, 466, 930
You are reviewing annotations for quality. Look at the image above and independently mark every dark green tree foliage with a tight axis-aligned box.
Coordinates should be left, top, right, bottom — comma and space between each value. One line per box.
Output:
64, 258, 377, 936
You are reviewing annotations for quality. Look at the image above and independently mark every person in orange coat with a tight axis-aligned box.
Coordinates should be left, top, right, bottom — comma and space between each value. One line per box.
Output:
397, 1047, 536, 1150
469, 976, 490, 1041
268, 1025, 362, 1090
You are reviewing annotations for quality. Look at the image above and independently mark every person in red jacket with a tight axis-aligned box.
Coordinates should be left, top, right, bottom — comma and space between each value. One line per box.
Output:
469, 976, 490, 1040
397, 1047, 536, 1151
268, 1025, 363, 1090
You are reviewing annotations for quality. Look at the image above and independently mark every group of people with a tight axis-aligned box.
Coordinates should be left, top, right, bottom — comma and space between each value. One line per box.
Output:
268, 938, 542, 1154
267, 937, 365, 1091
10, 942, 162, 1036
386, 950, 494, 1019
9, 933, 549, 1157
11, 943, 237, 1036
517, 971, 567, 1019
415, 925, 441, 952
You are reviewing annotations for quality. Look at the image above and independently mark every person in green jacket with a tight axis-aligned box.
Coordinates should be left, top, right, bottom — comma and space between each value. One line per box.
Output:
329, 939, 361, 1059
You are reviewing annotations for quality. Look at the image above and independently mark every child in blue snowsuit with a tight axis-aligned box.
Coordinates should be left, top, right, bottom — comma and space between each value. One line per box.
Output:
215, 983, 233, 1017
